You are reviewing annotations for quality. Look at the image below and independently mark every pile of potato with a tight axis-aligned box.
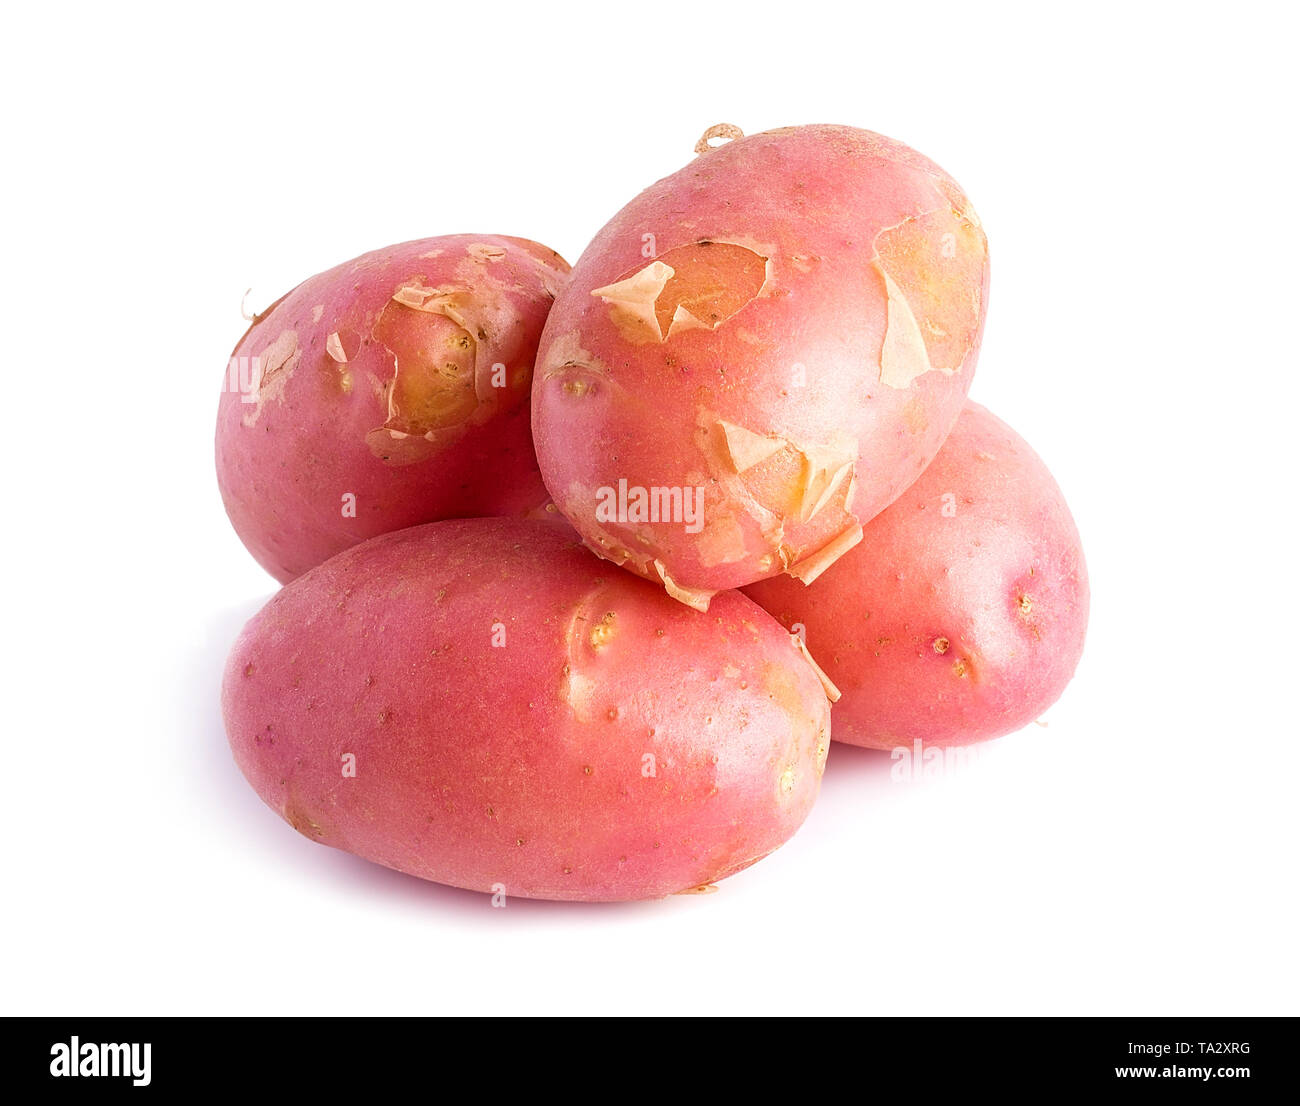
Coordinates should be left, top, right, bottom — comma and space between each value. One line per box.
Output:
217, 124, 1088, 901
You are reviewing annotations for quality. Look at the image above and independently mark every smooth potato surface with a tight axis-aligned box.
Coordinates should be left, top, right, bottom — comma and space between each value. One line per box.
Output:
223, 519, 831, 900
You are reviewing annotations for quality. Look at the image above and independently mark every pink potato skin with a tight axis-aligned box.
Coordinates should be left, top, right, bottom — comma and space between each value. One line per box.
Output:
216, 235, 570, 583
532, 124, 989, 609
744, 402, 1088, 748
222, 519, 831, 902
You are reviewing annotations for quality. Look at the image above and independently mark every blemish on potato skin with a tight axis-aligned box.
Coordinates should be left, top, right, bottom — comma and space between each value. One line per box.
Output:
589, 611, 617, 650
284, 791, 325, 839
467, 243, 507, 262
364, 293, 483, 464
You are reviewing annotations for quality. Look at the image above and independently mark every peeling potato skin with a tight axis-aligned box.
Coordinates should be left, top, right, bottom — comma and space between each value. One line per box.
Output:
222, 519, 830, 902
745, 403, 1088, 748
216, 235, 570, 583
532, 124, 990, 604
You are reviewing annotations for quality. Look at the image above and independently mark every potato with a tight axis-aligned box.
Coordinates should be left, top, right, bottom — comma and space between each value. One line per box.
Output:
532, 124, 989, 610
216, 235, 570, 582
222, 518, 833, 901
745, 402, 1088, 748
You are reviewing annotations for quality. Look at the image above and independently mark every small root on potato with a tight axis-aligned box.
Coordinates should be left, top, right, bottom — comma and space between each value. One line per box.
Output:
694, 123, 744, 153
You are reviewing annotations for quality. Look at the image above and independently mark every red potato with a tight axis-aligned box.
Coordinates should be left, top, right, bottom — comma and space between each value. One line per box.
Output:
745, 402, 1088, 748
216, 235, 570, 582
222, 519, 833, 902
532, 123, 989, 610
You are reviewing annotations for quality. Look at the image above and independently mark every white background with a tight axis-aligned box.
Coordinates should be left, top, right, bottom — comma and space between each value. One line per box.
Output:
3, 1, 1296, 1016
